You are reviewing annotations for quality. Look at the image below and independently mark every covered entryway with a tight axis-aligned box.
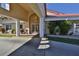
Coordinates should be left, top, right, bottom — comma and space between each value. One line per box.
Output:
29, 13, 39, 34
0, 3, 46, 37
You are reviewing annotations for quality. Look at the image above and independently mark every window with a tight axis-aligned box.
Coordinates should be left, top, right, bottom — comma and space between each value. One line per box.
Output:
0, 3, 10, 11
20, 25, 23, 29
6, 24, 11, 30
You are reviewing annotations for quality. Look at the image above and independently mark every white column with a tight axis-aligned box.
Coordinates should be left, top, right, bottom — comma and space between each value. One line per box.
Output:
16, 19, 20, 36
73, 23, 76, 34
39, 17, 45, 38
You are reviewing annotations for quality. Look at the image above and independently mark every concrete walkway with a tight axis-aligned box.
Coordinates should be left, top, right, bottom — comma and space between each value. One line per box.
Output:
0, 37, 32, 56
9, 38, 79, 56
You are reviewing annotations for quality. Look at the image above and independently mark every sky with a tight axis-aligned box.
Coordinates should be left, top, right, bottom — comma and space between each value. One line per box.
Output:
47, 3, 79, 14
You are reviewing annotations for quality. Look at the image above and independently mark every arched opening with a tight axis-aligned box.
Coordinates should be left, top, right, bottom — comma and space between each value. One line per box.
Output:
29, 13, 39, 34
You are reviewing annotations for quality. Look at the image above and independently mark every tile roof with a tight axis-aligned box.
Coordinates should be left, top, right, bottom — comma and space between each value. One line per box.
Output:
47, 10, 79, 17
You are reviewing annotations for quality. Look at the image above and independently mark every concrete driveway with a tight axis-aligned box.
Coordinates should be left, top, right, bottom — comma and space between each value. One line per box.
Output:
45, 41, 79, 56
9, 38, 79, 56
0, 37, 32, 56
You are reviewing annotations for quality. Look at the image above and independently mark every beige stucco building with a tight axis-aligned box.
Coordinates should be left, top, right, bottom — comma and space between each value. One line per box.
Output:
0, 3, 79, 37
0, 3, 46, 37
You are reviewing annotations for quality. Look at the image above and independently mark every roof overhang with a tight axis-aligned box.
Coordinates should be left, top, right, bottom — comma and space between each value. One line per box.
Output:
45, 16, 79, 21
46, 10, 79, 21
47, 10, 79, 17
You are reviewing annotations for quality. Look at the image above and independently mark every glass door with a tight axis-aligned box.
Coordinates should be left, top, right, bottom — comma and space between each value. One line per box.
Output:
31, 23, 39, 34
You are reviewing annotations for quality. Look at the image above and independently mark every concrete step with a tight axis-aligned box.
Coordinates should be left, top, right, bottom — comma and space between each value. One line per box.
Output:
38, 38, 50, 49
41, 38, 48, 41
40, 40, 50, 44
38, 44, 50, 49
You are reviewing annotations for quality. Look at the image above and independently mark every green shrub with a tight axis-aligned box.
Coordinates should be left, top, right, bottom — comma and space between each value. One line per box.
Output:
59, 21, 71, 35
12, 29, 16, 34
48, 20, 71, 35
48, 21, 56, 34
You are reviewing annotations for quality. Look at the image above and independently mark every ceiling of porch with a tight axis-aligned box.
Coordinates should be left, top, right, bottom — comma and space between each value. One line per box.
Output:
0, 3, 43, 22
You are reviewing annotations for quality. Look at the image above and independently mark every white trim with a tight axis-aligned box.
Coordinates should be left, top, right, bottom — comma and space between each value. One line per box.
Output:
45, 16, 79, 21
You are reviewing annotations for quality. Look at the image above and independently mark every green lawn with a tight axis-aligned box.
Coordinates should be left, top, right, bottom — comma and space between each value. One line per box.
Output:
48, 37, 79, 45
0, 34, 16, 37
0, 34, 33, 37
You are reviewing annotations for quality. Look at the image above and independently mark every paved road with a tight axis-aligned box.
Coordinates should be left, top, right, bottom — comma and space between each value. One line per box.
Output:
9, 38, 79, 56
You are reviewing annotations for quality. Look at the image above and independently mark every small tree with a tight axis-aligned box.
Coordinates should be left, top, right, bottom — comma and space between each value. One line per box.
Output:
59, 21, 71, 35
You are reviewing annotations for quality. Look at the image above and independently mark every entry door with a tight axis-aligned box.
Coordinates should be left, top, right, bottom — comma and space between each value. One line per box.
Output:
31, 23, 39, 33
